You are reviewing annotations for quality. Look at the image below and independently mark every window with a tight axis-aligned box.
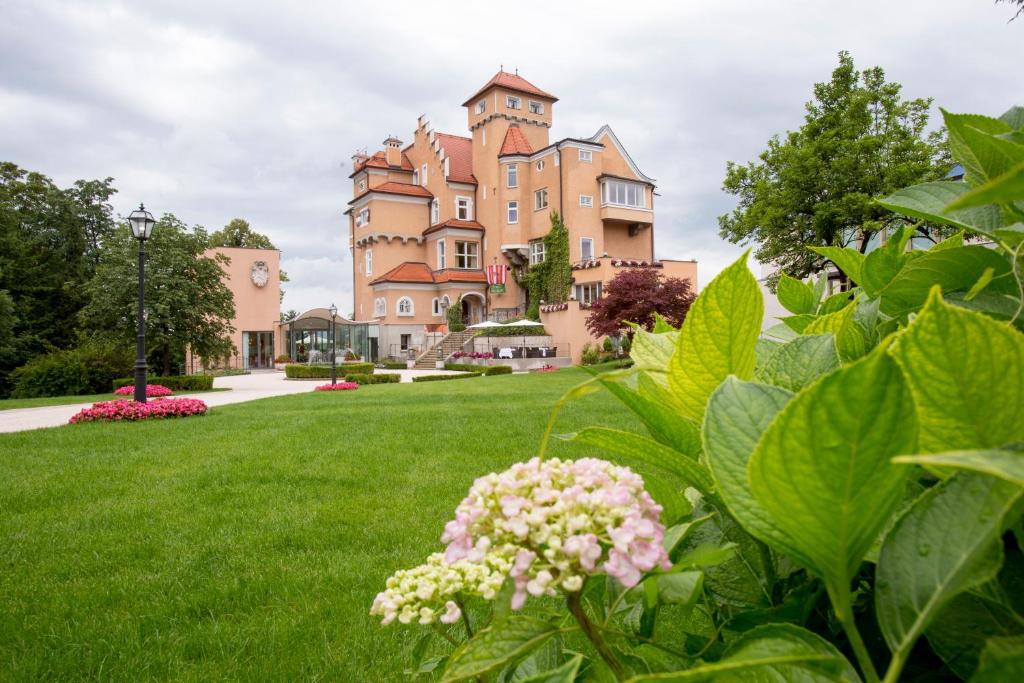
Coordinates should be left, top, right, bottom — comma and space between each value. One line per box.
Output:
530, 239, 545, 264
602, 180, 646, 208
507, 164, 518, 188
475, 100, 486, 115
374, 297, 386, 317
358, 179, 366, 192
400, 333, 412, 350
482, 129, 486, 146
432, 297, 441, 316
574, 282, 602, 304
507, 201, 519, 224
536, 160, 545, 172
397, 297, 414, 317
412, 170, 419, 185
356, 207, 370, 226
529, 100, 544, 115
506, 95, 521, 110
580, 237, 594, 260
455, 241, 479, 269
534, 188, 548, 211
421, 164, 428, 187
579, 194, 593, 208
437, 239, 446, 269
430, 199, 439, 225
579, 149, 593, 163
365, 249, 373, 276
456, 197, 472, 221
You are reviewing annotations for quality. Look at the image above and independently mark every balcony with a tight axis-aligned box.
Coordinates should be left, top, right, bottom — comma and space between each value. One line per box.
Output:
600, 203, 653, 227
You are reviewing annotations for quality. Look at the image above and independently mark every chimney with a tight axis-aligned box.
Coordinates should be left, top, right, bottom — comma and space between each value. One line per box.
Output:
351, 151, 369, 172
383, 136, 403, 167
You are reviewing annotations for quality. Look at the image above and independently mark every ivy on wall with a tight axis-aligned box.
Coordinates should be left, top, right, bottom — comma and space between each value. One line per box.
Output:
516, 211, 572, 319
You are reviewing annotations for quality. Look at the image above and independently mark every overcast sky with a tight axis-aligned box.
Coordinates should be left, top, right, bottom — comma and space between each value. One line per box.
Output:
2, 0, 1021, 314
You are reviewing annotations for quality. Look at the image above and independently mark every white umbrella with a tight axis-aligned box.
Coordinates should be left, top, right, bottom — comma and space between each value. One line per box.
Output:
467, 320, 505, 329
516, 320, 544, 326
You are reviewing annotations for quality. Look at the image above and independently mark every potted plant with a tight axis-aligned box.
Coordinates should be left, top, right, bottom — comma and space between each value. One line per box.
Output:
273, 354, 291, 370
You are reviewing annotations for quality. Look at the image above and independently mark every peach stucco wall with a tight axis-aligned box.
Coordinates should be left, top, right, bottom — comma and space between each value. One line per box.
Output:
206, 246, 281, 362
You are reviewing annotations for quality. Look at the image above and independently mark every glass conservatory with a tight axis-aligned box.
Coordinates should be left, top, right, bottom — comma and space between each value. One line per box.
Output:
279, 308, 378, 362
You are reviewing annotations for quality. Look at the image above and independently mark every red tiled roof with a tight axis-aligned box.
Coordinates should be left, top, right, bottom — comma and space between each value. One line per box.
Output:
436, 133, 476, 184
499, 124, 533, 156
349, 182, 433, 204
351, 150, 415, 176
370, 262, 434, 285
462, 70, 557, 106
370, 261, 487, 285
423, 219, 485, 236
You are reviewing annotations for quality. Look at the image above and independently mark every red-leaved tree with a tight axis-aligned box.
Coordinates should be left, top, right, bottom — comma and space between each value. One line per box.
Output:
585, 269, 695, 337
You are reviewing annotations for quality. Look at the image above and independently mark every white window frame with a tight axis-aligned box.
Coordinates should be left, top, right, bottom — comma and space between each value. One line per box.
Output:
601, 179, 646, 208
374, 297, 386, 317
574, 282, 602, 304
507, 201, 519, 224
506, 95, 521, 110
534, 188, 548, 211
430, 198, 439, 225
397, 296, 414, 317
530, 239, 545, 265
411, 170, 419, 185
432, 297, 441, 316
579, 194, 593, 208
507, 164, 518, 188
475, 100, 486, 115
482, 128, 486, 146
528, 100, 544, 115
357, 207, 370, 227
421, 164, 428, 187
580, 237, 594, 261
365, 249, 373, 276
579, 149, 593, 163
456, 196, 473, 221
455, 241, 480, 270
536, 160, 545, 172
437, 239, 446, 269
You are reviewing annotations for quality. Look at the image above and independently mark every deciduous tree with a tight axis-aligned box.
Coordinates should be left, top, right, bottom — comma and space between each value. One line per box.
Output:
585, 268, 695, 337
209, 218, 276, 249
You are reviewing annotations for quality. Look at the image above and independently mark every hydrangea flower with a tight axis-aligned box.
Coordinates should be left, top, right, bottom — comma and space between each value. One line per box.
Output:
370, 551, 511, 626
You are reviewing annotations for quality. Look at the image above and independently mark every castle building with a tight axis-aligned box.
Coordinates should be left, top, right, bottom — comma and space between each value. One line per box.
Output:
346, 70, 696, 362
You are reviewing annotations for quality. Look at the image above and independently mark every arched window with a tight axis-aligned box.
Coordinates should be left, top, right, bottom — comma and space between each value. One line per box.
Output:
432, 297, 441, 316
373, 297, 386, 317
397, 297, 414, 317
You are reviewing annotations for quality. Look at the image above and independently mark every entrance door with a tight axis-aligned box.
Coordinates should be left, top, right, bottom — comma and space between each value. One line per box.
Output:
245, 331, 274, 369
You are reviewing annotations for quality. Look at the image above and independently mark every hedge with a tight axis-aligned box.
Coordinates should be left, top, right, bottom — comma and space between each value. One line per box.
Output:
379, 361, 408, 370
412, 373, 482, 383
443, 363, 483, 373
484, 365, 513, 376
474, 325, 547, 338
344, 373, 400, 385
285, 363, 373, 378
11, 342, 133, 398
112, 374, 214, 391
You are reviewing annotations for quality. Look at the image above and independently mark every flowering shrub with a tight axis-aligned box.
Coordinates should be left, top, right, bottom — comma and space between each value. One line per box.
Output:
450, 351, 493, 359
313, 382, 359, 391
113, 384, 173, 397
69, 398, 208, 423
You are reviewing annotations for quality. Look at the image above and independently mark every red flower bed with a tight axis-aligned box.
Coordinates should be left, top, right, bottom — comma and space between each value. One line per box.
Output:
113, 384, 173, 397
314, 382, 359, 391
69, 398, 208, 424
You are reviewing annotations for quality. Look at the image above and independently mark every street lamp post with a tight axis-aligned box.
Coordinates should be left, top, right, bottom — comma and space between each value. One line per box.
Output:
329, 303, 338, 385
128, 204, 156, 404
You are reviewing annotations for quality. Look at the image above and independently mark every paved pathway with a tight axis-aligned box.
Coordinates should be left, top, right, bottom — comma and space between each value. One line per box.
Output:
0, 368, 464, 433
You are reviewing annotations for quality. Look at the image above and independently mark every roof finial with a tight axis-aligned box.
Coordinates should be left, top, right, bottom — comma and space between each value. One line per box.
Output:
515, 66, 518, 75
500, 63, 503, 72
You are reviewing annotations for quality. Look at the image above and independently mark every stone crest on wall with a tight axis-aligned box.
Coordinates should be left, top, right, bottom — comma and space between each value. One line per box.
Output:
251, 260, 270, 288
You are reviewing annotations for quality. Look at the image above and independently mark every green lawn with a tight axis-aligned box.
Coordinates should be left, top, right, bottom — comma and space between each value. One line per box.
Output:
0, 369, 643, 681
0, 388, 229, 411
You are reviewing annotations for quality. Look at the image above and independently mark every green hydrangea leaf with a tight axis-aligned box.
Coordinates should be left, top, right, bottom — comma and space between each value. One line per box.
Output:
893, 449, 1024, 486
946, 160, 1024, 211
748, 350, 916, 589
878, 181, 1003, 237
669, 252, 762, 422
803, 304, 866, 362
876, 473, 1023, 659
808, 246, 866, 285
889, 288, 1024, 452
972, 636, 1024, 682
516, 654, 584, 683
754, 334, 840, 393
441, 616, 560, 682
777, 273, 817, 315
598, 376, 702, 456
879, 246, 1015, 317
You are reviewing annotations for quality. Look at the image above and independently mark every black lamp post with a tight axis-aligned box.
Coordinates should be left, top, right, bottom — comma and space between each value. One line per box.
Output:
329, 303, 338, 384
128, 204, 156, 403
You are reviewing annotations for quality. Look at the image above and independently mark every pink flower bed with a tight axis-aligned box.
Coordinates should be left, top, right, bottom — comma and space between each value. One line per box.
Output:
451, 351, 493, 359
314, 382, 359, 391
113, 384, 173, 397
69, 398, 208, 424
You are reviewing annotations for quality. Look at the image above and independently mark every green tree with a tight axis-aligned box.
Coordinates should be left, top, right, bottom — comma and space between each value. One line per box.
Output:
209, 218, 276, 249
719, 52, 949, 284
80, 214, 236, 375
447, 295, 465, 332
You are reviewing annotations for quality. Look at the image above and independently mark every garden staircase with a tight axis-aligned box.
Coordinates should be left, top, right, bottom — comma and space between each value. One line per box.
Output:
414, 330, 474, 369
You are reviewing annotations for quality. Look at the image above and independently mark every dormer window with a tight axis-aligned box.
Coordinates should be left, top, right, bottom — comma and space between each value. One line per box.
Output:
579, 149, 593, 163
475, 100, 486, 115
528, 100, 544, 115
456, 197, 473, 221
506, 95, 521, 110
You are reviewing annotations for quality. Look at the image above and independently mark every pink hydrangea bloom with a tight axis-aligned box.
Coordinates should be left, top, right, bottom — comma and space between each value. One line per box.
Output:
69, 398, 208, 423
314, 382, 359, 391
113, 384, 173, 397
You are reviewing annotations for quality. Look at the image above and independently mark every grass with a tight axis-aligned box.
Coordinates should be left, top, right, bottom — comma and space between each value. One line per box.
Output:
0, 368, 644, 681
0, 388, 230, 411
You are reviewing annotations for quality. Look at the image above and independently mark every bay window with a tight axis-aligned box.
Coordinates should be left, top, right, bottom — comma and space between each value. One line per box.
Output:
601, 180, 646, 208
455, 241, 479, 269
